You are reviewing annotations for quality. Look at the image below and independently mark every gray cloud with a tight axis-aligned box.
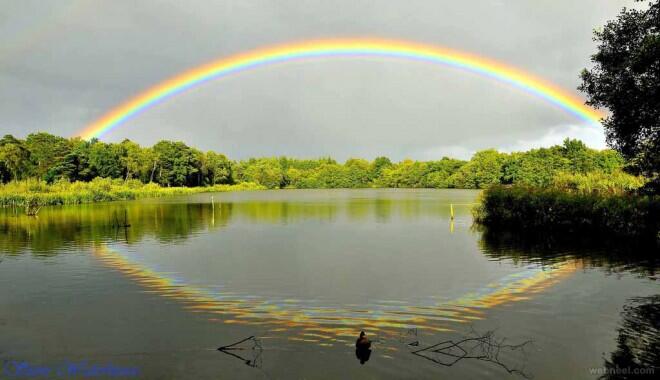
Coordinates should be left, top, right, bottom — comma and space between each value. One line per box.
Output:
0, 0, 639, 160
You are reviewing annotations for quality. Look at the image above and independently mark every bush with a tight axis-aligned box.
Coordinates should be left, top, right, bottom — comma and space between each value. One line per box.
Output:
474, 184, 660, 241
0, 179, 265, 208
551, 171, 645, 194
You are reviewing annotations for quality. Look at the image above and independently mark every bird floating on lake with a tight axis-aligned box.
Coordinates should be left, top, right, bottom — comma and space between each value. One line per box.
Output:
355, 331, 372, 365
356, 331, 371, 349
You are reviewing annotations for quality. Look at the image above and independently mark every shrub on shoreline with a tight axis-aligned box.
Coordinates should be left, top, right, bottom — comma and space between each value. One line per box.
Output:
474, 184, 660, 241
0, 178, 265, 207
550, 171, 646, 194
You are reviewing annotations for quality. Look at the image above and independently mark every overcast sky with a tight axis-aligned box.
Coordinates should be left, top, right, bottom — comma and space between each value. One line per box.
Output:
0, 0, 638, 160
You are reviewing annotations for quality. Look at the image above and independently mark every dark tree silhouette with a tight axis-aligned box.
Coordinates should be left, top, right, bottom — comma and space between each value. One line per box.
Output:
601, 295, 659, 379
579, 0, 660, 183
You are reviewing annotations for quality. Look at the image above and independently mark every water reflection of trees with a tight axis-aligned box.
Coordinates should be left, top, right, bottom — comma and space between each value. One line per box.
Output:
478, 227, 658, 278
601, 295, 659, 379
479, 228, 659, 376
0, 203, 232, 254
0, 196, 460, 255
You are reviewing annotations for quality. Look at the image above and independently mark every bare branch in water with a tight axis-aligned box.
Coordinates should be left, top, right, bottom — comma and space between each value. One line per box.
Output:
218, 335, 257, 350
411, 327, 533, 379
217, 336, 263, 369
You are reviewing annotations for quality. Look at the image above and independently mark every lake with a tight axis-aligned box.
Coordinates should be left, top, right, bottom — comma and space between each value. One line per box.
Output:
0, 189, 657, 379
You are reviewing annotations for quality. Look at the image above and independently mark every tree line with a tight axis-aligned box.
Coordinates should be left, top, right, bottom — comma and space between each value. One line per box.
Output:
0, 132, 626, 190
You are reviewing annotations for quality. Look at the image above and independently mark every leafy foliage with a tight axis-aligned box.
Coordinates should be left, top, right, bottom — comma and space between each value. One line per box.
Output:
552, 171, 646, 194
474, 182, 659, 240
0, 133, 633, 194
579, 0, 660, 179
450, 150, 507, 189
0, 178, 263, 207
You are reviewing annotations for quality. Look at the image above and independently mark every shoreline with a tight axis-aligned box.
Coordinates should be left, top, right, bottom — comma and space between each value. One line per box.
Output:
0, 179, 266, 208
474, 184, 660, 243
1, 180, 481, 209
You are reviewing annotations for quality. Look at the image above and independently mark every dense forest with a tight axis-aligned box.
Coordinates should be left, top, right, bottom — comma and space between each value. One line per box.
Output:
0, 132, 637, 191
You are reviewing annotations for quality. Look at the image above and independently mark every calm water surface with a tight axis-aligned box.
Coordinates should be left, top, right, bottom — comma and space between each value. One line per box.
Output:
0, 189, 657, 379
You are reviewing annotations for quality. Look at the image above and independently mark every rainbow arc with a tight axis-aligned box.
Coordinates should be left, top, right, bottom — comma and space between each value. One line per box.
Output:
80, 38, 603, 139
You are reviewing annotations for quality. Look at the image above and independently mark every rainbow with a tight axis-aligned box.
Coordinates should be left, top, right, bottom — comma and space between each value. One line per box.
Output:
80, 38, 604, 139
93, 243, 579, 343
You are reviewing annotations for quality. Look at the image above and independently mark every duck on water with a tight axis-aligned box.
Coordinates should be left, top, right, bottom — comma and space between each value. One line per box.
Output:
355, 331, 372, 365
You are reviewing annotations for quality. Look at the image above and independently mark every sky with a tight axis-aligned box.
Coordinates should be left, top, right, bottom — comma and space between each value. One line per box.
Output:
0, 0, 640, 161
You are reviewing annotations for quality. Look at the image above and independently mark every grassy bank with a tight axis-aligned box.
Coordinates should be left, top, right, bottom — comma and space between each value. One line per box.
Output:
474, 176, 659, 241
0, 178, 265, 207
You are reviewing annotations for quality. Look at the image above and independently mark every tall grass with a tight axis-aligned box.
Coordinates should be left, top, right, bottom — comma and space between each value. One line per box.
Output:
550, 171, 646, 194
474, 176, 659, 241
0, 178, 265, 207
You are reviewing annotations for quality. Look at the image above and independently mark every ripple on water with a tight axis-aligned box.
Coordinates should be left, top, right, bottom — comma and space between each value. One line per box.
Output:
91, 243, 581, 342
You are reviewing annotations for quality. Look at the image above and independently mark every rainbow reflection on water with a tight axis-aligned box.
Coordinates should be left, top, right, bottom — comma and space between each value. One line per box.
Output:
93, 244, 578, 345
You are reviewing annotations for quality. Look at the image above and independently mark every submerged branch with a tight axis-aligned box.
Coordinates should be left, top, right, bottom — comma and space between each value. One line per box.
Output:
218, 335, 257, 351
411, 328, 533, 378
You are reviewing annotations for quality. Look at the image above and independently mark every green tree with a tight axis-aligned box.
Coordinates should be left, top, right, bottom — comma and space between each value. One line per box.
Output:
56, 138, 94, 182
370, 156, 393, 180
0, 135, 30, 181
423, 158, 466, 188
579, 0, 659, 179
313, 163, 350, 188
89, 141, 124, 179
239, 158, 283, 189
594, 149, 625, 173
559, 138, 596, 174
205, 151, 232, 185
502, 148, 569, 186
379, 160, 428, 188
450, 150, 507, 189
344, 158, 371, 187
0, 130, 628, 192
285, 167, 304, 188
25, 132, 71, 180
119, 139, 149, 181
152, 141, 199, 187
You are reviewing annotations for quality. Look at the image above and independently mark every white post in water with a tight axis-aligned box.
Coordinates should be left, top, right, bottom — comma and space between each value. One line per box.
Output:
211, 196, 215, 226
